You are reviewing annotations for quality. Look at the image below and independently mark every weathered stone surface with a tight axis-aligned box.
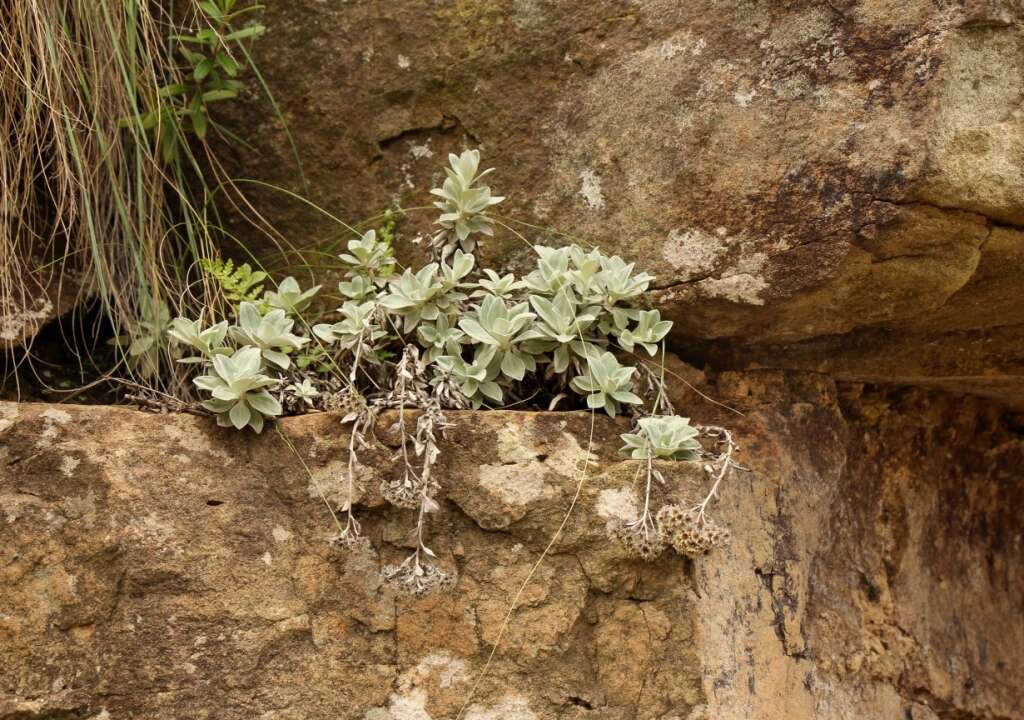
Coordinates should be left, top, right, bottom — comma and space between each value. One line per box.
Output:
216, 0, 1024, 397
695, 372, 1024, 719
0, 273, 85, 351
3, 384, 1020, 719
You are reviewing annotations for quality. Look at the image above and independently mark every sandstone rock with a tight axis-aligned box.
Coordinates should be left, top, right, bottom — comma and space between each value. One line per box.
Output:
0, 274, 85, 351
215, 1, 1024, 400
2, 387, 1020, 719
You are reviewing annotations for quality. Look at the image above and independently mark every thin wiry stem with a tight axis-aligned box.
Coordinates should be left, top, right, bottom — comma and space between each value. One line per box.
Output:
341, 419, 362, 537
1, 1, 292, 401
275, 424, 345, 535
693, 425, 740, 523
456, 409, 599, 720
624, 455, 658, 539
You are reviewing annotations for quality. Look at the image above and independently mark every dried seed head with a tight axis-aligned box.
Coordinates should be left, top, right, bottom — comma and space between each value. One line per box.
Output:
431, 374, 472, 410
324, 387, 368, 419
655, 503, 688, 531
608, 519, 666, 561
380, 478, 423, 509
656, 504, 730, 558
382, 560, 458, 598
329, 531, 371, 552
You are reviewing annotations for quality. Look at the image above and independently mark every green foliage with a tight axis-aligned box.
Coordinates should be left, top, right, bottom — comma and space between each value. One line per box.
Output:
110, 295, 173, 380
265, 276, 321, 315
621, 416, 702, 460
194, 346, 281, 432
376, 209, 397, 247
569, 351, 642, 417
429, 150, 505, 258
294, 343, 334, 373
339, 229, 396, 287
167, 316, 230, 363
230, 301, 309, 369
138, 0, 265, 159
200, 258, 268, 305
3, 0, 294, 403
169, 151, 705, 456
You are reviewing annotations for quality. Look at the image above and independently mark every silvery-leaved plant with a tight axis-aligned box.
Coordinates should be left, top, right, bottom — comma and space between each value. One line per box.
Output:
458, 294, 537, 381
156, 149, 742, 581
596, 306, 636, 339
230, 301, 309, 369
379, 251, 474, 333
338, 274, 377, 302
569, 350, 642, 417
339, 229, 395, 285
313, 301, 387, 353
378, 265, 443, 332
167, 316, 230, 363
264, 276, 321, 315
439, 249, 476, 288
523, 245, 572, 296
620, 415, 702, 460
193, 346, 282, 432
286, 378, 321, 407
417, 314, 464, 363
592, 254, 655, 307
566, 246, 604, 298
518, 289, 599, 374
430, 149, 504, 258
472, 269, 524, 298
432, 345, 503, 408
615, 309, 672, 355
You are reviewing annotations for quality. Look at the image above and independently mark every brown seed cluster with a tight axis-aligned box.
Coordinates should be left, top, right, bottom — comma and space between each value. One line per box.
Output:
656, 504, 730, 558
329, 531, 370, 552
324, 387, 368, 419
608, 519, 666, 560
380, 478, 425, 509
381, 560, 458, 598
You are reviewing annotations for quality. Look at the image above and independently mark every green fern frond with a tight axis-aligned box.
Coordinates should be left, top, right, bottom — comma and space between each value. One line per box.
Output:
200, 257, 267, 304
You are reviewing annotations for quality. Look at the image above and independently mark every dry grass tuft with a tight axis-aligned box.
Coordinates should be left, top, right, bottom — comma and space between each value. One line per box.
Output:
0, 0, 234, 395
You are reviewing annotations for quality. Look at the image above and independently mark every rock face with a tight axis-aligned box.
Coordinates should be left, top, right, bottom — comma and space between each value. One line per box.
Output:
1, 275, 84, 351
3, 383, 1021, 719
218, 0, 1024, 401
5, 2, 1023, 717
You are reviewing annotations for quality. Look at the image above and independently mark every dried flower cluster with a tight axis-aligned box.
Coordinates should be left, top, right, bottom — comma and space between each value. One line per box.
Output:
609, 518, 665, 561
607, 421, 741, 562
372, 346, 458, 597
656, 504, 730, 557
381, 556, 458, 598
329, 531, 371, 552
